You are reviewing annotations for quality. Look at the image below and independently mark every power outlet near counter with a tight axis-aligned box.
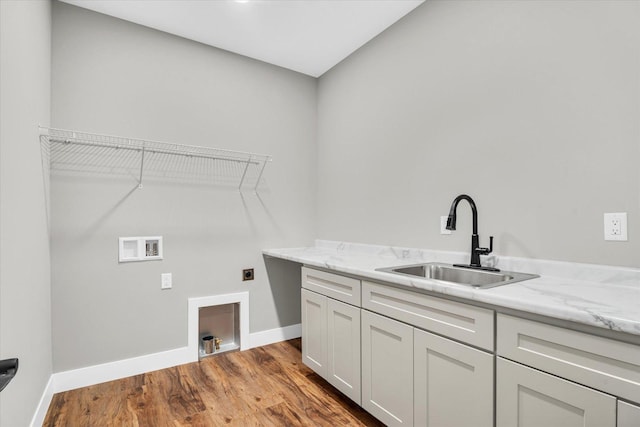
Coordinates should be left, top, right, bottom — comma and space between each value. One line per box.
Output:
440, 216, 452, 235
604, 213, 627, 241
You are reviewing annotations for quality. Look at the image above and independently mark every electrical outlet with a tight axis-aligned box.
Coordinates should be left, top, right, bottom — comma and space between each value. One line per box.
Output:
604, 213, 627, 241
440, 216, 452, 235
243, 268, 254, 281
161, 273, 172, 289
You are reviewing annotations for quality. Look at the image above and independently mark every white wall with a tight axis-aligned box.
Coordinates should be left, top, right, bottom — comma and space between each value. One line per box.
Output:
50, 2, 316, 372
317, 0, 639, 267
0, 1, 53, 425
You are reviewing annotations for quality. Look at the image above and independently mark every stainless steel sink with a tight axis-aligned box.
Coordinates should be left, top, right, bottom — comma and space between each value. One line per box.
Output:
376, 262, 538, 289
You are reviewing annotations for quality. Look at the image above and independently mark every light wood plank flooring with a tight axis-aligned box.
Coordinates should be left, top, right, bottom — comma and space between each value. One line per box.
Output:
43, 339, 384, 426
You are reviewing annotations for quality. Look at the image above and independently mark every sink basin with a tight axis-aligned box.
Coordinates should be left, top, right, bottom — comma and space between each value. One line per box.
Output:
376, 262, 538, 289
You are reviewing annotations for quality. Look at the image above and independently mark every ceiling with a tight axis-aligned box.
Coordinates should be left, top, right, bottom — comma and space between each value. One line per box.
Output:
59, 0, 424, 78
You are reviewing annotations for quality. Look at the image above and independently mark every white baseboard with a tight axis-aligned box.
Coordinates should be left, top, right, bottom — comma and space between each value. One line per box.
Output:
52, 346, 192, 393
249, 323, 301, 349
30, 375, 54, 427
48, 323, 300, 394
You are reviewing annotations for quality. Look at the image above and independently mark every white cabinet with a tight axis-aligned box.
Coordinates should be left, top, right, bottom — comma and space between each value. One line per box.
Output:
301, 267, 640, 427
301, 286, 361, 404
497, 357, 616, 427
618, 401, 640, 427
301, 288, 327, 377
302, 266, 361, 306
363, 280, 494, 351
361, 280, 495, 427
414, 328, 493, 427
361, 310, 413, 427
497, 314, 640, 403
497, 313, 640, 427
327, 298, 361, 404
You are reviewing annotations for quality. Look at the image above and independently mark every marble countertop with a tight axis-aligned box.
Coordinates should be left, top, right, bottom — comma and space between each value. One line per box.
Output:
263, 240, 640, 337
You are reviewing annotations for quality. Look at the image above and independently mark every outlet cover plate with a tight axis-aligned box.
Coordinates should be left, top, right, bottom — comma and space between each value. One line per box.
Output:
161, 273, 172, 289
440, 216, 452, 235
604, 213, 628, 241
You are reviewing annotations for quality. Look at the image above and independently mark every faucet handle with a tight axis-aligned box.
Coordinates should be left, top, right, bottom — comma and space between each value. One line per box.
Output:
476, 236, 494, 255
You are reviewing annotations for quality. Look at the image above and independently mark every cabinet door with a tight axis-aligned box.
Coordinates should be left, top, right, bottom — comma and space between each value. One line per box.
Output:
301, 289, 327, 377
414, 329, 493, 427
327, 298, 361, 404
497, 357, 616, 427
362, 310, 413, 427
618, 401, 640, 427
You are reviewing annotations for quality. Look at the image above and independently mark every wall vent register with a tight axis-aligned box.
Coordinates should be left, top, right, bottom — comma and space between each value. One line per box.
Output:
119, 236, 163, 262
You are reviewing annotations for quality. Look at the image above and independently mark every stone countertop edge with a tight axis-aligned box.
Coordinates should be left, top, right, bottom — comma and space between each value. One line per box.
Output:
263, 241, 640, 338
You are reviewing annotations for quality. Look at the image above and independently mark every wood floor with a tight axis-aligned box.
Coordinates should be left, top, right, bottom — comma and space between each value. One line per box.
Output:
43, 339, 384, 426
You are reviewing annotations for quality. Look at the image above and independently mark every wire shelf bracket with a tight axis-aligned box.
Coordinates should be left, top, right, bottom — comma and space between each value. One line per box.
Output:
39, 127, 272, 192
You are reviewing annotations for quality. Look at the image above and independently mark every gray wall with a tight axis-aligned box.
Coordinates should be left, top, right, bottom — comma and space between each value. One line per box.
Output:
0, 1, 53, 425
317, 0, 639, 268
51, 2, 316, 371
34, 0, 640, 379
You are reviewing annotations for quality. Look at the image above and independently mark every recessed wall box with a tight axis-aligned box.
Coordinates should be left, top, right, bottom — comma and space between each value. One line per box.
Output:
119, 236, 163, 262
243, 268, 254, 281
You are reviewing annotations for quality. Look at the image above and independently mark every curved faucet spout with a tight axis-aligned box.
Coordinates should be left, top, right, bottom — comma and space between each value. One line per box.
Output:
446, 194, 477, 234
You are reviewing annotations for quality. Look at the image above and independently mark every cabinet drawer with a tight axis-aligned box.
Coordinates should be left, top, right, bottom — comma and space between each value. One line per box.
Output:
497, 314, 640, 403
362, 281, 494, 351
302, 267, 361, 306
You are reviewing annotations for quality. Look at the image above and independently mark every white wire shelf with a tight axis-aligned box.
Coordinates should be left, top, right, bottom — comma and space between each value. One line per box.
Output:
39, 127, 272, 192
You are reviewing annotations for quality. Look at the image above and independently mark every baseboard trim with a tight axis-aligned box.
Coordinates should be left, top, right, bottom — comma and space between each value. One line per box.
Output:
249, 323, 301, 349
36, 323, 301, 423
52, 346, 191, 393
30, 375, 54, 427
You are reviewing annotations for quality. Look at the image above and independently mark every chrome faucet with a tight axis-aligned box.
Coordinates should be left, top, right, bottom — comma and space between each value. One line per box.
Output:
446, 194, 499, 272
